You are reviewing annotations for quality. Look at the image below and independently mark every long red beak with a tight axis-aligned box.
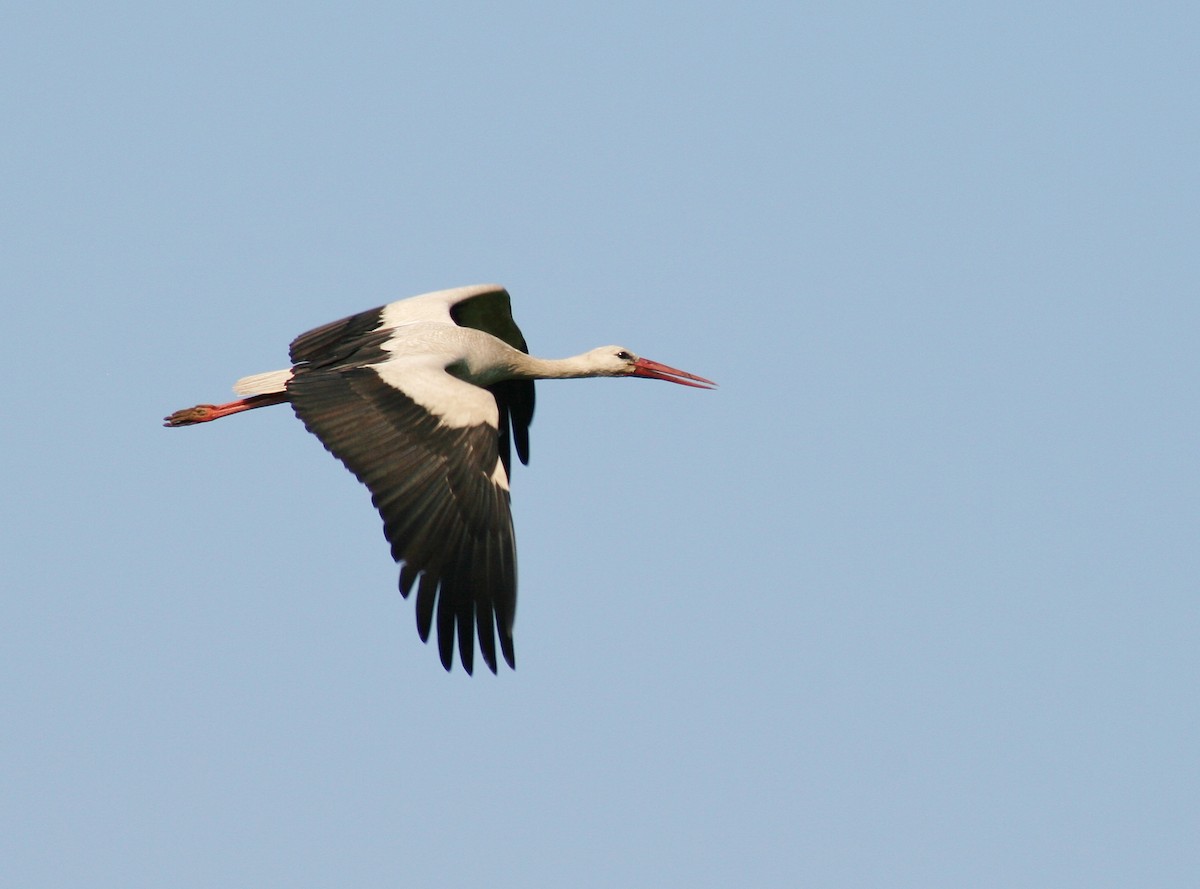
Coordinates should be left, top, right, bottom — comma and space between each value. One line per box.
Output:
631, 357, 717, 389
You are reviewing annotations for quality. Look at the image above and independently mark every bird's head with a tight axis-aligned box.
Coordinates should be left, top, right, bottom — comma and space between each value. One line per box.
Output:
585, 346, 716, 389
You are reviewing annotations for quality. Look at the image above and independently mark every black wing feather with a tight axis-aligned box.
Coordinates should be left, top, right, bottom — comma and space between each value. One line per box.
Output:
286, 365, 517, 673
489, 379, 535, 474
289, 305, 389, 367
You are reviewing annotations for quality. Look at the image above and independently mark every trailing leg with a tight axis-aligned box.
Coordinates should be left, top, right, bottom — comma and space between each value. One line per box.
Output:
163, 392, 289, 427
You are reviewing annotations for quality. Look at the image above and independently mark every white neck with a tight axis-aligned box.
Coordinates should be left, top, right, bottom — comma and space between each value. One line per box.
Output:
509, 352, 613, 380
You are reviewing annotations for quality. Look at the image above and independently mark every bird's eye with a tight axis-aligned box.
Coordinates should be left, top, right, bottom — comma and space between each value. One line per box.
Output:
616, 350, 633, 360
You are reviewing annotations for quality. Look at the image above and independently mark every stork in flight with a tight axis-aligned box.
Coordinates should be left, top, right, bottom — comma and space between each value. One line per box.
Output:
164, 284, 715, 674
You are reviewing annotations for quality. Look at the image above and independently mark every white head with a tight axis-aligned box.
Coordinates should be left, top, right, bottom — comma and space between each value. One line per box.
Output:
578, 346, 716, 388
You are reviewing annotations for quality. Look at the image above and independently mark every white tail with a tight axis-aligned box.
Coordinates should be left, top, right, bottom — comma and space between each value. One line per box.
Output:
233, 368, 292, 396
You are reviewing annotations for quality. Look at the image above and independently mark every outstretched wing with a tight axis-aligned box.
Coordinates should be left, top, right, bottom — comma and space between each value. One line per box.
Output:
286, 348, 517, 674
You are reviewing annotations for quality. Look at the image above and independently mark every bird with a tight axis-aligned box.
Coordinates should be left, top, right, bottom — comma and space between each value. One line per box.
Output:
164, 283, 715, 674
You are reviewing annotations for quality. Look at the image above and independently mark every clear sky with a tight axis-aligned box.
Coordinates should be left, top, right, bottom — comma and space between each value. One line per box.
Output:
3, 3, 1197, 887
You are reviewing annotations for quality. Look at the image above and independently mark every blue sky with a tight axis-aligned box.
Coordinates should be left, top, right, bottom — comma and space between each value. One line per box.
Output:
3, 3, 1198, 886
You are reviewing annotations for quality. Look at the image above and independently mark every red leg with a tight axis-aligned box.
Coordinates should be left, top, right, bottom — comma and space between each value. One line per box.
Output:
163, 392, 288, 427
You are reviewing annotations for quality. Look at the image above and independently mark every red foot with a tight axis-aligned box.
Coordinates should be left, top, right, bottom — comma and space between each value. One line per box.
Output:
164, 404, 224, 426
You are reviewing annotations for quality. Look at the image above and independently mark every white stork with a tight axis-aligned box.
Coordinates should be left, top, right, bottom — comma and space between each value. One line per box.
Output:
164, 284, 715, 674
